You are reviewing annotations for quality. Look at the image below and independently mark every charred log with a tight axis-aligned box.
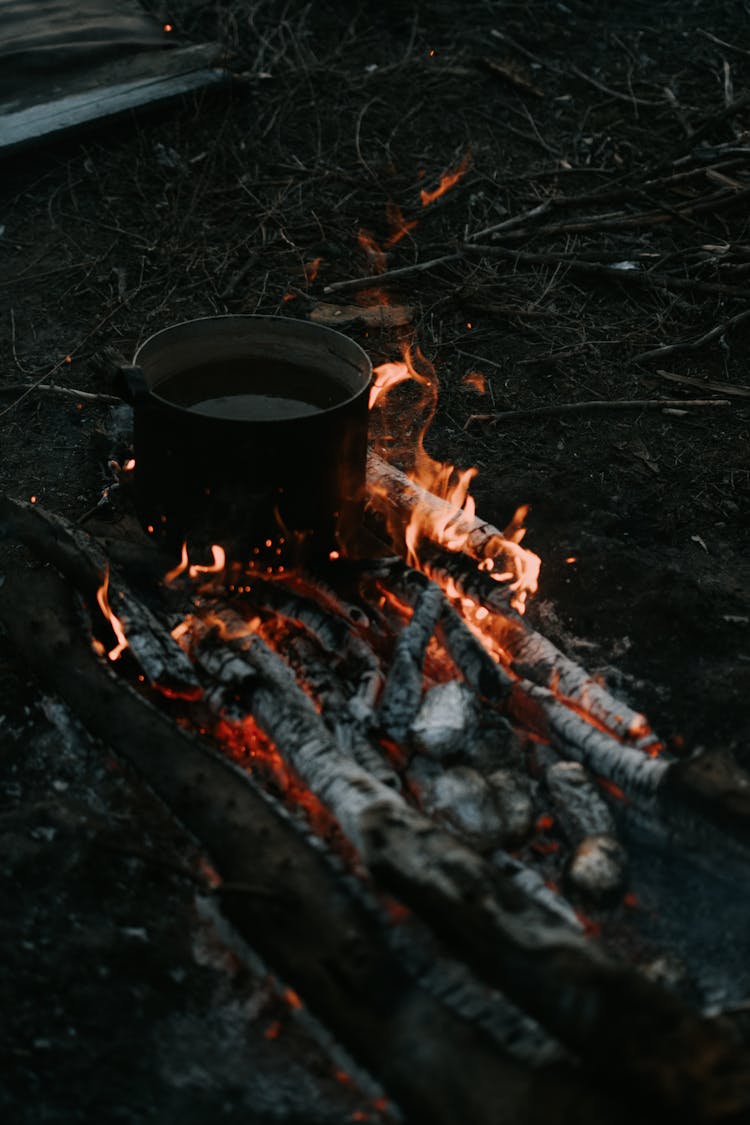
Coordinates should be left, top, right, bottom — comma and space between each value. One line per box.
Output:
377, 583, 444, 743
0, 565, 597, 1125
0, 494, 200, 699
545, 762, 627, 898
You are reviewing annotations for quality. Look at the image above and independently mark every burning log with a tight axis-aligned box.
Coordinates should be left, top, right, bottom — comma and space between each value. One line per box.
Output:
366, 450, 539, 610
545, 762, 627, 899
275, 625, 401, 791
408, 537, 662, 756
246, 579, 382, 722
377, 583, 444, 743
0, 494, 200, 699
4, 560, 750, 1118
1, 566, 600, 1125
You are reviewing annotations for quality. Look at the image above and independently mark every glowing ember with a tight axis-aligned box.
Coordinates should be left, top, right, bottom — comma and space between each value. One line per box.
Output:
95, 566, 129, 661
164, 541, 189, 585
420, 151, 472, 207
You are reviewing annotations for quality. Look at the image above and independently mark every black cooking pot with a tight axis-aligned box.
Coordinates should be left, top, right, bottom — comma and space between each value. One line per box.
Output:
125, 316, 372, 561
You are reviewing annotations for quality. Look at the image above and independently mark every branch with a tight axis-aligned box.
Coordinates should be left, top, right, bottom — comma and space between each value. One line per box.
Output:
465, 398, 731, 426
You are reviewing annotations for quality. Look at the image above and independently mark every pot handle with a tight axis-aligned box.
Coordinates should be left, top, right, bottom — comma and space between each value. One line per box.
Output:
115, 365, 150, 404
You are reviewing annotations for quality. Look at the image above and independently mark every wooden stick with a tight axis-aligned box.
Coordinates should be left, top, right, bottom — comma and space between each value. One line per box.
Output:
465, 398, 731, 426
0, 494, 201, 699
378, 584, 444, 743
323, 252, 462, 295
0, 382, 121, 404
633, 306, 750, 362
0, 566, 576, 1125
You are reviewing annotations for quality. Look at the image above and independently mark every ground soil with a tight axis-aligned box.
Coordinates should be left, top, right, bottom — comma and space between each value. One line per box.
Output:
1, 2, 749, 1122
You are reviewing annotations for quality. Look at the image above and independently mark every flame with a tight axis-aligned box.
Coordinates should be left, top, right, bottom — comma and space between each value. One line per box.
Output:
420, 151, 472, 207
462, 371, 486, 394
95, 566, 129, 661
357, 229, 387, 273
304, 257, 323, 282
369, 360, 413, 409
164, 541, 189, 585
164, 543, 226, 584
384, 202, 419, 248
189, 544, 226, 578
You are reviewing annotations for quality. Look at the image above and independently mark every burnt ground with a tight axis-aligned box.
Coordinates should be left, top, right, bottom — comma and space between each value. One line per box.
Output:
1, 1, 750, 1121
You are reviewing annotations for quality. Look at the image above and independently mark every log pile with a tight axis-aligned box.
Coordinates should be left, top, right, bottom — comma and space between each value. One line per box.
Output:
2, 489, 750, 1124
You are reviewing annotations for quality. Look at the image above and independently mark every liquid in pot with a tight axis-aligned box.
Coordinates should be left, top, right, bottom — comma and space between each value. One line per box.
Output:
154, 357, 347, 421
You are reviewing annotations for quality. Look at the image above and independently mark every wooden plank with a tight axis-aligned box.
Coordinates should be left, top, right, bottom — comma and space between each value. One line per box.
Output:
0, 43, 230, 154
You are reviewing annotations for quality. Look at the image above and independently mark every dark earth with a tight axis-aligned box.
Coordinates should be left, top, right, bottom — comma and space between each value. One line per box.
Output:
1, 1, 749, 1122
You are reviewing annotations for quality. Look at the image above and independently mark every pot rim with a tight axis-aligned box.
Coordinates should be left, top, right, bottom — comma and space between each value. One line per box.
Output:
132, 313, 373, 424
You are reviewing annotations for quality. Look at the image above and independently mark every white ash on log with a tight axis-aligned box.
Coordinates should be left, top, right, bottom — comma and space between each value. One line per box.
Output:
410, 680, 479, 759
2, 568, 603, 1125
6, 558, 750, 1118
367, 449, 540, 611
486, 768, 535, 842
546, 762, 627, 899
245, 579, 382, 722
492, 850, 584, 933
0, 495, 201, 699
377, 583, 444, 744
376, 526, 661, 755
407, 758, 509, 851
275, 625, 401, 791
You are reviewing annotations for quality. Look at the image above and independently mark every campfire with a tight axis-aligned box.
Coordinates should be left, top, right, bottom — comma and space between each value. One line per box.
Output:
2, 319, 750, 1125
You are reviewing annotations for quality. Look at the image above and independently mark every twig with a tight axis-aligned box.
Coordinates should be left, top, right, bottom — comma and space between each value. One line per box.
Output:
633, 307, 750, 362
0, 383, 120, 405
466, 199, 552, 242
323, 252, 462, 295
570, 63, 663, 110
697, 28, 750, 60
464, 244, 750, 299
465, 399, 731, 427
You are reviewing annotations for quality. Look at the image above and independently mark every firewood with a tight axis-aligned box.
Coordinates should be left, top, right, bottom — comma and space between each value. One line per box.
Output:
0, 494, 201, 699
378, 583, 444, 743
3, 569, 749, 1119
407, 758, 508, 851
413, 539, 662, 755
410, 680, 479, 759
492, 849, 584, 932
277, 625, 401, 791
366, 450, 540, 610
0, 566, 589, 1125
244, 580, 382, 721
545, 761, 627, 899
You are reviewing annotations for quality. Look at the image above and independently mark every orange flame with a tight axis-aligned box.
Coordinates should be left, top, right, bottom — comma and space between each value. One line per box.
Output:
369, 343, 540, 610
95, 566, 129, 661
420, 151, 472, 207
462, 371, 486, 394
164, 541, 189, 585
369, 360, 413, 409
357, 229, 387, 273
304, 257, 323, 282
384, 202, 419, 248
188, 544, 226, 579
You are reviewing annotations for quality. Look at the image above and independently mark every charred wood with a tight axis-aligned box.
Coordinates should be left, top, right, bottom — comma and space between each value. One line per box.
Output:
3, 570, 748, 1120
277, 625, 401, 791
0, 494, 200, 699
0, 566, 596, 1125
378, 583, 444, 743
545, 762, 627, 898
410, 680, 479, 759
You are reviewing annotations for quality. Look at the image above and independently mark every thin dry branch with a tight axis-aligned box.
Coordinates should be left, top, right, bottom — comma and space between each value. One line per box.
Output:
465, 399, 731, 427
